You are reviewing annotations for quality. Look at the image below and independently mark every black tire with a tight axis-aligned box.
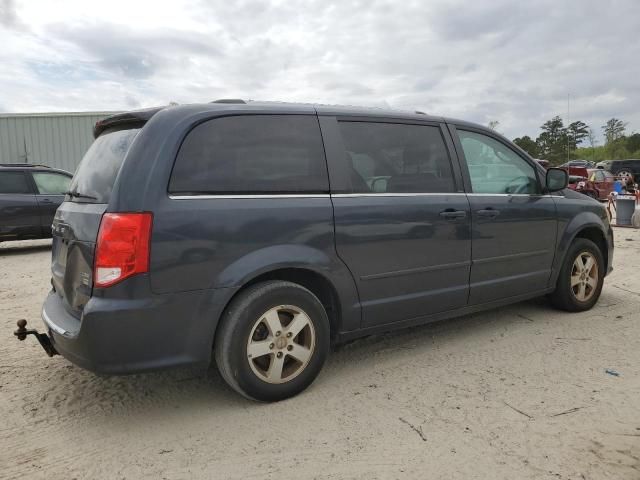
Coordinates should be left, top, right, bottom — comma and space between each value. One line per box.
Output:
549, 238, 605, 312
214, 280, 330, 402
617, 169, 634, 182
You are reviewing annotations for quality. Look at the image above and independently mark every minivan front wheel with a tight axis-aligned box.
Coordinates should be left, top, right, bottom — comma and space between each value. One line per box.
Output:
549, 238, 604, 312
214, 280, 330, 401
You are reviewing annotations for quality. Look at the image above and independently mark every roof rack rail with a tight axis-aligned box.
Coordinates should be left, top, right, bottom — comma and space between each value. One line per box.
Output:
0, 163, 51, 168
211, 98, 246, 104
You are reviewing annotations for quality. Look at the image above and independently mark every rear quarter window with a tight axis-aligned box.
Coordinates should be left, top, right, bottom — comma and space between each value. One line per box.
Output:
169, 115, 328, 194
0, 171, 32, 194
69, 128, 140, 203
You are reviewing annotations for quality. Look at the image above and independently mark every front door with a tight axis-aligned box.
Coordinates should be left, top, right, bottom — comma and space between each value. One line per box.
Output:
452, 127, 558, 305
322, 117, 472, 328
29, 171, 71, 236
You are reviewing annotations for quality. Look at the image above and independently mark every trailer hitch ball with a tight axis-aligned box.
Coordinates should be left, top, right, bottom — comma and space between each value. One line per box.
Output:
15, 319, 28, 340
13, 319, 59, 357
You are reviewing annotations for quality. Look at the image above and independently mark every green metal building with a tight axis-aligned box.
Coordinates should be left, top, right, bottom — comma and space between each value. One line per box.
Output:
0, 111, 118, 173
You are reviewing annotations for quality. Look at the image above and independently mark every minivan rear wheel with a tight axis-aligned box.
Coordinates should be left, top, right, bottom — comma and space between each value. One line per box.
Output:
214, 280, 330, 401
549, 238, 604, 312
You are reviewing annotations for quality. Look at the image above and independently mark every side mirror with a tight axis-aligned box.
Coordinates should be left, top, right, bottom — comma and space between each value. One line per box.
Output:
546, 167, 569, 192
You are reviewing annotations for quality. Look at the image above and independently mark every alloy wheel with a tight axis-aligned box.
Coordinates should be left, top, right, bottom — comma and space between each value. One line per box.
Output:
618, 170, 634, 182
570, 251, 599, 302
246, 305, 316, 384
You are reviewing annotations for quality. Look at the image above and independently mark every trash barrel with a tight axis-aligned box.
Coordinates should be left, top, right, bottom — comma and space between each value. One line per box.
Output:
616, 195, 636, 226
632, 209, 640, 228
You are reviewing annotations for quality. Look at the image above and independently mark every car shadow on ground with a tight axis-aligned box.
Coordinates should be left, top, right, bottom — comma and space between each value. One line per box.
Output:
0, 239, 52, 256
27, 295, 579, 422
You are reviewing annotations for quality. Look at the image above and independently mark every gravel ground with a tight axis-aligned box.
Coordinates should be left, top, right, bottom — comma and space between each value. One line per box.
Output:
1, 231, 639, 480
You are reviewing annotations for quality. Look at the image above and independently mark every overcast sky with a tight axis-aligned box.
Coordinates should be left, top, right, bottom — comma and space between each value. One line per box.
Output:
1, 0, 638, 141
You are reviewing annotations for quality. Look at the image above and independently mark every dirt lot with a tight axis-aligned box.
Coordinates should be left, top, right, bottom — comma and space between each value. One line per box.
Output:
1, 232, 639, 480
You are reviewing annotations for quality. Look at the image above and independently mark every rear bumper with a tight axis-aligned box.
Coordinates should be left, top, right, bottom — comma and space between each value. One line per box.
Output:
41, 282, 235, 374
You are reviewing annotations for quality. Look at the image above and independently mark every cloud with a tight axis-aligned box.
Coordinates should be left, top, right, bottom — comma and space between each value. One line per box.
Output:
430, 1, 537, 43
0, 0, 18, 28
0, 0, 22, 29
46, 22, 223, 79
0, 0, 639, 141
124, 95, 141, 108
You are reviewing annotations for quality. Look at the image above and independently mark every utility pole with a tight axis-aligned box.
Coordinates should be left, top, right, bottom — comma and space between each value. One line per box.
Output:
567, 93, 570, 163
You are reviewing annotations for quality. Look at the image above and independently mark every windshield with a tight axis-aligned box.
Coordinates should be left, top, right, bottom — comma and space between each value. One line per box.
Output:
68, 128, 140, 203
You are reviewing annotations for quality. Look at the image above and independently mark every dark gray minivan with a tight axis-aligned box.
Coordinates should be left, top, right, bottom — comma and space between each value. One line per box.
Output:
17, 100, 614, 401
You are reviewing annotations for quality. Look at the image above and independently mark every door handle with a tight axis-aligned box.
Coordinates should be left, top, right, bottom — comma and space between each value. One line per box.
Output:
439, 209, 467, 219
40, 199, 53, 204
476, 208, 500, 218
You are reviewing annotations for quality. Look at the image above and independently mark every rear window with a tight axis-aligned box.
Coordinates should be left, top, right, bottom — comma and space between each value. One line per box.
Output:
0, 171, 32, 194
69, 128, 140, 203
169, 115, 328, 194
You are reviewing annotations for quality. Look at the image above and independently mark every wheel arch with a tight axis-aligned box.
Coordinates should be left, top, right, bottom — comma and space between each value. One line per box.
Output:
245, 268, 343, 336
212, 246, 361, 346
573, 226, 608, 267
551, 215, 610, 286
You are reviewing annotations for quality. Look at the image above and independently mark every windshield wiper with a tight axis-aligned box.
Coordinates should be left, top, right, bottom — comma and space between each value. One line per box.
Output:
64, 190, 98, 200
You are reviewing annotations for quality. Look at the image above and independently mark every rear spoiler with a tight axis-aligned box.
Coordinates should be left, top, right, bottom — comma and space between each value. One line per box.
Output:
93, 106, 164, 138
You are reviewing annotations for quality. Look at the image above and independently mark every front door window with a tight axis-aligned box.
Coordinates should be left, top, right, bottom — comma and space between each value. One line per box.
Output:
32, 172, 71, 195
458, 130, 539, 195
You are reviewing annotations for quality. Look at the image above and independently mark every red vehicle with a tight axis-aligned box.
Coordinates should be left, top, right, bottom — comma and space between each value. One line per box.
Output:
573, 169, 616, 200
566, 166, 589, 178
567, 174, 588, 192
565, 167, 589, 194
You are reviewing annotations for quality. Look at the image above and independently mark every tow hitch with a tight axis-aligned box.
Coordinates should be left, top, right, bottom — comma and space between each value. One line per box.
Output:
14, 319, 59, 357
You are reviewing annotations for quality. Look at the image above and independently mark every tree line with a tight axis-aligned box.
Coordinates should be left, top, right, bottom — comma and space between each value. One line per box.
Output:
510, 117, 640, 165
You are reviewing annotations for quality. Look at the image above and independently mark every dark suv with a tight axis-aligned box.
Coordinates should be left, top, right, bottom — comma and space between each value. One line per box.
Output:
607, 159, 640, 181
17, 101, 614, 401
0, 164, 72, 243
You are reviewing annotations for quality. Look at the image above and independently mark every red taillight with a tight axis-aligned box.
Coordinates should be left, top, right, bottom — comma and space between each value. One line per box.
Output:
94, 213, 153, 288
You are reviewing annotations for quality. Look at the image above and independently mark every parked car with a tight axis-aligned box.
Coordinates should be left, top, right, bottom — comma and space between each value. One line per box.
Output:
564, 166, 589, 178
16, 101, 614, 402
581, 169, 616, 200
596, 160, 612, 170
535, 159, 550, 169
0, 164, 72, 243
560, 159, 596, 169
607, 159, 640, 181
567, 174, 588, 192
